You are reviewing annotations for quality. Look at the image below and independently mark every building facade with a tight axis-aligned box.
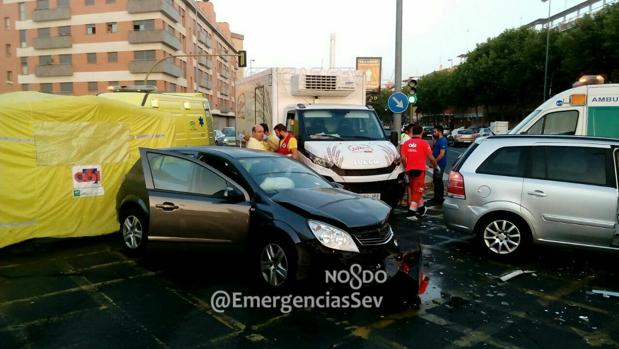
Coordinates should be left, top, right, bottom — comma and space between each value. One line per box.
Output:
0, 0, 243, 124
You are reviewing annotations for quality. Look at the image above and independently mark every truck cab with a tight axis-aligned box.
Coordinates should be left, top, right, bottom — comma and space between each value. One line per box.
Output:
283, 103, 405, 207
510, 83, 619, 138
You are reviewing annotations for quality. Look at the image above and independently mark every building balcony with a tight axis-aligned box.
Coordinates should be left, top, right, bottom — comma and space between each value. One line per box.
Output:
32, 7, 71, 22
129, 30, 180, 50
198, 32, 213, 48
219, 69, 230, 80
129, 59, 182, 78
35, 64, 73, 77
33, 36, 72, 50
127, 0, 180, 23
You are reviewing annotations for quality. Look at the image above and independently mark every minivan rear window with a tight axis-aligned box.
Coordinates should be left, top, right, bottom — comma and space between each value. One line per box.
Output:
452, 143, 479, 172
476, 146, 528, 177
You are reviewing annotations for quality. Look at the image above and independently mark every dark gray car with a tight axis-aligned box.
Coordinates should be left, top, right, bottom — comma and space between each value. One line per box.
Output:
116, 147, 422, 292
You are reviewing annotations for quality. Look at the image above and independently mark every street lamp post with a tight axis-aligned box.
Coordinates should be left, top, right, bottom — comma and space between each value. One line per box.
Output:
542, 0, 552, 101
393, 0, 403, 135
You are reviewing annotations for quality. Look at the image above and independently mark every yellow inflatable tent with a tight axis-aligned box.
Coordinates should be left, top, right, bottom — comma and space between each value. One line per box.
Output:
0, 92, 177, 248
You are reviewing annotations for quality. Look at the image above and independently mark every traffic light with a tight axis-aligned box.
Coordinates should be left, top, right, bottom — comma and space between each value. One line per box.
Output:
238, 50, 247, 68
407, 79, 417, 105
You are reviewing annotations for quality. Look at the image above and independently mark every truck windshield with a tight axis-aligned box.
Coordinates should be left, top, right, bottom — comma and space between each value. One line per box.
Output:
510, 109, 541, 134
299, 109, 385, 141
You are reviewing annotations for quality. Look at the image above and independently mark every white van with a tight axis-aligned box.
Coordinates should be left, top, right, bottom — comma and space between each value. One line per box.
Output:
510, 83, 619, 137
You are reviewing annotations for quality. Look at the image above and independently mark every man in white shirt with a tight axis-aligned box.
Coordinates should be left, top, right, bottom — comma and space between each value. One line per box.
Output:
246, 124, 269, 151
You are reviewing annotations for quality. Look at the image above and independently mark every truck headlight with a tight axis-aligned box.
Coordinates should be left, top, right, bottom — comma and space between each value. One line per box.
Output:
308, 152, 333, 168
308, 220, 359, 253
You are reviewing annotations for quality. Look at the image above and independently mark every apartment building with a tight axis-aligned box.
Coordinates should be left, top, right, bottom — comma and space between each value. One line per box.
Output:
0, 0, 243, 123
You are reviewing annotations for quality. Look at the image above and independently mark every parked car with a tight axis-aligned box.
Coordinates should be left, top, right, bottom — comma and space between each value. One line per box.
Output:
214, 129, 225, 146
117, 147, 422, 292
451, 128, 478, 146
221, 127, 238, 146
447, 127, 464, 146
476, 127, 495, 137
444, 135, 619, 259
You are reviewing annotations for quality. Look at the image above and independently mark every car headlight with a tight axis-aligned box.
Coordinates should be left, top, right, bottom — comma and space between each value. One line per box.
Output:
308, 220, 359, 253
308, 152, 333, 168
393, 155, 402, 166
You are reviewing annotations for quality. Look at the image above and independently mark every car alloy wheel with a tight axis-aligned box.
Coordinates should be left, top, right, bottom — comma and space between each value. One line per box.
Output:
483, 220, 521, 255
122, 215, 143, 250
260, 243, 289, 287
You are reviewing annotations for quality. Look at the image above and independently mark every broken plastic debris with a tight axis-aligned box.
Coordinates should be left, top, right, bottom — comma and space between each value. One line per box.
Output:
499, 270, 536, 282
592, 289, 619, 298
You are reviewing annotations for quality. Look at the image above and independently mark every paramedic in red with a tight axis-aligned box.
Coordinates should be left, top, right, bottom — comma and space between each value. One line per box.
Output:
274, 123, 299, 160
400, 124, 438, 219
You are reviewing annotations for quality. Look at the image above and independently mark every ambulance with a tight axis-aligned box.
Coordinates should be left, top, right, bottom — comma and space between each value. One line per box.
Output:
510, 77, 619, 137
98, 85, 215, 146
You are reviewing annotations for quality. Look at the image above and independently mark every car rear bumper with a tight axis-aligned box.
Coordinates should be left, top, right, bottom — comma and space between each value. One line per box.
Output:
443, 197, 477, 235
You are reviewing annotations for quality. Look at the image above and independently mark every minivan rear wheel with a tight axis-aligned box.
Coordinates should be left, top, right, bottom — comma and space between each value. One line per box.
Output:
476, 214, 530, 259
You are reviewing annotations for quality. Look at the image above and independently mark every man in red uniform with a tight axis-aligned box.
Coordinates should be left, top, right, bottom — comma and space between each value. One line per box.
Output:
274, 123, 299, 160
400, 125, 438, 220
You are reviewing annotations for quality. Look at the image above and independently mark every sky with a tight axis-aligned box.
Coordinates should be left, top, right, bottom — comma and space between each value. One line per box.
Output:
211, 0, 588, 82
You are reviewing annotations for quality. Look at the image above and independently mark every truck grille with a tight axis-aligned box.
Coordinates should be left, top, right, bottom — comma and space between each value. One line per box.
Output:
353, 224, 393, 246
332, 163, 397, 177
305, 75, 337, 90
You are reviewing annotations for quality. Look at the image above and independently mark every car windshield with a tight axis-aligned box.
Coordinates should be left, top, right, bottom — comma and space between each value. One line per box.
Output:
238, 157, 332, 195
299, 109, 385, 141
460, 129, 475, 134
222, 128, 235, 137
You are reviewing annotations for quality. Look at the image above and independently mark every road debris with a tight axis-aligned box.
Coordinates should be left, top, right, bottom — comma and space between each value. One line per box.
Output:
498, 269, 536, 282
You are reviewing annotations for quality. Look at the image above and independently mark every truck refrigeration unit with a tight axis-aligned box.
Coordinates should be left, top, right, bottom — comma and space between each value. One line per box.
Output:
236, 68, 405, 207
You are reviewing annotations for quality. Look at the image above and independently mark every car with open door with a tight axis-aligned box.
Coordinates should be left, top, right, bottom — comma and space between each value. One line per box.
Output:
117, 147, 423, 295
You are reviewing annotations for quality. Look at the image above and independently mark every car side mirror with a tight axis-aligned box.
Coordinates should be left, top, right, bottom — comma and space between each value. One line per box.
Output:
331, 181, 345, 189
224, 186, 245, 203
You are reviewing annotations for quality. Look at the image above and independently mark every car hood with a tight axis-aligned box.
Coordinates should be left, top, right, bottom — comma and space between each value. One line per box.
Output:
271, 187, 390, 229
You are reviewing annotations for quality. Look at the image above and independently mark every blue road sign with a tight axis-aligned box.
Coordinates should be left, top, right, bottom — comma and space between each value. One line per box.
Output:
388, 91, 410, 113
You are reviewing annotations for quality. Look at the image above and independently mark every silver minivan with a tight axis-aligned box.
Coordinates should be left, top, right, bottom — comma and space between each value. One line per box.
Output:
443, 135, 619, 258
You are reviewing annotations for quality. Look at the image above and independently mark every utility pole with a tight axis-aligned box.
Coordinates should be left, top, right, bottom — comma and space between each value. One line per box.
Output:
543, 0, 552, 101
394, 0, 403, 133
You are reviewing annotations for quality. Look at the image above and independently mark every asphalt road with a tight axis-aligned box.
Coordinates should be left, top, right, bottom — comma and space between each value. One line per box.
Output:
1, 198, 618, 348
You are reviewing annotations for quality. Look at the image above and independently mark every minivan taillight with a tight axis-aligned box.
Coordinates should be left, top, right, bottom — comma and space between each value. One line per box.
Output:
447, 171, 466, 199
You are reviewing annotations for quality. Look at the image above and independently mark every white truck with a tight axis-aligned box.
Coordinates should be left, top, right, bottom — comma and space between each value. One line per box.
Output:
510, 83, 619, 137
489, 121, 509, 135
235, 68, 405, 207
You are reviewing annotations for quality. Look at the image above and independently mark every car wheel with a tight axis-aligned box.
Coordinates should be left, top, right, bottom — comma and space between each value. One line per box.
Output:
477, 214, 530, 259
257, 237, 297, 289
120, 208, 148, 253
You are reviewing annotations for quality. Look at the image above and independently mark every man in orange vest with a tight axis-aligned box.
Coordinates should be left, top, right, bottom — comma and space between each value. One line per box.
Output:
273, 123, 299, 160
400, 124, 438, 221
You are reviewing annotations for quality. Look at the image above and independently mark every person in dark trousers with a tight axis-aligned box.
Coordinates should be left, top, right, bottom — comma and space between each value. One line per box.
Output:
427, 125, 447, 207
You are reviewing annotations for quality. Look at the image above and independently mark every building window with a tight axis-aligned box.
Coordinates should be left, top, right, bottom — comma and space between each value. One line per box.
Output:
19, 30, 27, 48
133, 20, 154, 31
59, 54, 71, 65
106, 22, 117, 33
86, 24, 96, 35
20, 57, 28, 75
134, 80, 156, 86
18, 3, 26, 21
58, 26, 71, 36
58, 0, 69, 8
87, 53, 97, 64
39, 55, 53, 65
88, 81, 98, 92
38, 27, 50, 38
106, 0, 116, 3
165, 24, 175, 35
22, 83, 29, 91
85, 0, 94, 6
60, 82, 72, 95
134, 50, 155, 61
108, 81, 119, 88
107, 51, 118, 63
36, 0, 49, 10
5, 44, 11, 57
40, 83, 52, 93
6, 71, 13, 83
4, 17, 10, 30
